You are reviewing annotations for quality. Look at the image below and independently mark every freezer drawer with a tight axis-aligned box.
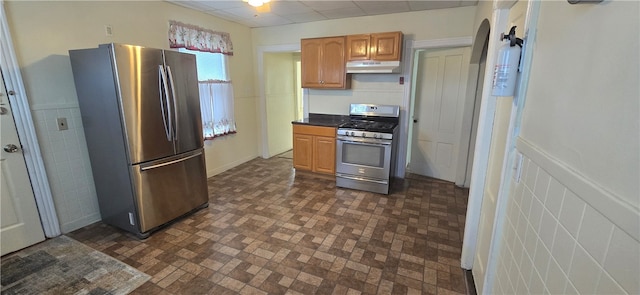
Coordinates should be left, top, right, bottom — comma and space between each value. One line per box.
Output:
131, 149, 208, 233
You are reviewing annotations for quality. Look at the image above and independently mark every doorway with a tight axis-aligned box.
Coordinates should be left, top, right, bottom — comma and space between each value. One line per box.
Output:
408, 47, 471, 182
263, 52, 303, 158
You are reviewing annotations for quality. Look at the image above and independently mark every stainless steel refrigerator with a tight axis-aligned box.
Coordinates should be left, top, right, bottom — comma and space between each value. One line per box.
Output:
69, 43, 208, 238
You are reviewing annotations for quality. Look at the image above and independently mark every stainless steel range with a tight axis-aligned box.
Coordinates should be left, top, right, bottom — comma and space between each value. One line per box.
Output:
336, 104, 400, 194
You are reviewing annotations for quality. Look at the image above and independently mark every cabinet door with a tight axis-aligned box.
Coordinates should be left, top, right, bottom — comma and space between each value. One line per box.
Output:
301, 38, 323, 88
346, 34, 371, 61
371, 32, 402, 61
293, 134, 313, 171
313, 136, 336, 175
321, 37, 347, 88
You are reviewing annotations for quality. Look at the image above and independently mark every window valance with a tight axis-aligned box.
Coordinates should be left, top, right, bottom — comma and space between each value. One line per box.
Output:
168, 20, 233, 55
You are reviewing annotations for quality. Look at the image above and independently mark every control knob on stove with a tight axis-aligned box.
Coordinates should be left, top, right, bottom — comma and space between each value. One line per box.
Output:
350, 131, 355, 136
362, 133, 366, 138
373, 134, 379, 139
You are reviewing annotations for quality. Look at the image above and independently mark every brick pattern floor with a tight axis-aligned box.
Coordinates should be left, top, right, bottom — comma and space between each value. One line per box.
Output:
69, 156, 469, 294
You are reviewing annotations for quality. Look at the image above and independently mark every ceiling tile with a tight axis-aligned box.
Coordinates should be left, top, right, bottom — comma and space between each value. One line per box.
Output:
283, 11, 329, 23
354, 1, 410, 14
168, 0, 477, 28
251, 14, 294, 27
223, 6, 265, 18
301, 1, 359, 11
203, 10, 246, 22
197, 1, 246, 10
270, 1, 314, 14
319, 7, 366, 19
169, 1, 214, 11
408, 1, 462, 10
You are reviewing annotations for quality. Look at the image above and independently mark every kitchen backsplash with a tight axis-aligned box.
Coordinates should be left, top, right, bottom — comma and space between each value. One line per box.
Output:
32, 105, 100, 233
308, 73, 404, 115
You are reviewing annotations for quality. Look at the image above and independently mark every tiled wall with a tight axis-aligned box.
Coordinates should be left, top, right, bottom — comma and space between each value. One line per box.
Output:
492, 138, 639, 294
32, 106, 100, 233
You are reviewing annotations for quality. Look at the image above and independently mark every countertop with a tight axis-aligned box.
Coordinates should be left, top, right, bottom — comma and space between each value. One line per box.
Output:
292, 113, 350, 128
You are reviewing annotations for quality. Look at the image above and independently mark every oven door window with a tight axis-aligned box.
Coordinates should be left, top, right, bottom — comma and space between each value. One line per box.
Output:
342, 142, 386, 168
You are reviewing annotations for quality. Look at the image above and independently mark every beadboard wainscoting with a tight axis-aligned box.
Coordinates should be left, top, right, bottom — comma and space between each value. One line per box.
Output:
492, 138, 639, 294
31, 104, 100, 233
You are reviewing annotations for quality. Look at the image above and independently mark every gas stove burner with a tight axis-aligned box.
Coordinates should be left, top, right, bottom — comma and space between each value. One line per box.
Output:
339, 120, 398, 133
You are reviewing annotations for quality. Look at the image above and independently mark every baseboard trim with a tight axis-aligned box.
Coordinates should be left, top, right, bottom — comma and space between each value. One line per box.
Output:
206, 155, 258, 177
61, 213, 101, 234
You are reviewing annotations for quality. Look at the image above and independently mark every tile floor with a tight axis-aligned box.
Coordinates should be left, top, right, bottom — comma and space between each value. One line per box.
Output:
69, 156, 470, 294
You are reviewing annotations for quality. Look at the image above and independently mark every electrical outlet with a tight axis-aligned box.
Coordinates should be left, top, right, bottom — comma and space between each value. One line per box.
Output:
105, 25, 113, 36
56, 117, 68, 131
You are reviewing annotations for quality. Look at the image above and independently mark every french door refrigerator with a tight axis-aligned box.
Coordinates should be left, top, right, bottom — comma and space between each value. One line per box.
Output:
69, 43, 208, 238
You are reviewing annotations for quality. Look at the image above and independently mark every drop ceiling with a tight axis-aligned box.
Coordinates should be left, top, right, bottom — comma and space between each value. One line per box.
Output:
168, 0, 478, 28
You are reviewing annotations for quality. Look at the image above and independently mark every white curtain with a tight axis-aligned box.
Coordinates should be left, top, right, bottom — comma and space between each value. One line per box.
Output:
199, 81, 236, 139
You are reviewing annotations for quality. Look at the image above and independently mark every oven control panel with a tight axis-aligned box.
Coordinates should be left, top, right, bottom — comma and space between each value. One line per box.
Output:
337, 129, 393, 140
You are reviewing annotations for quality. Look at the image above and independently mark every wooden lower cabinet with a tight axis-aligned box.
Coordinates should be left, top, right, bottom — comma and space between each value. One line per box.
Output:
292, 125, 336, 175
293, 134, 313, 171
313, 136, 336, 174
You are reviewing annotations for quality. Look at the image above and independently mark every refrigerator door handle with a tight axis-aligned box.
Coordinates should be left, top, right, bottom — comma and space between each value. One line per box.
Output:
139, 151, 203, 171
166, 66, 179, 141
158, 65, 173, 142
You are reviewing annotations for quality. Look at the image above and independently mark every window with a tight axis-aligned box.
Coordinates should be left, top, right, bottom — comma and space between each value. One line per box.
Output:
179, 48, 236, 139
169, 20, 235, 140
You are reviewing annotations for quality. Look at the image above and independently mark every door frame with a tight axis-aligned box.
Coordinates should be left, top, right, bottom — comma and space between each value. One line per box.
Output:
460, 6, 512, 272
406, 46, 471, 182
459, 0, 542, 293
399, 36, 472, 179
0, 2, 60, 237
256, 44, 305, 159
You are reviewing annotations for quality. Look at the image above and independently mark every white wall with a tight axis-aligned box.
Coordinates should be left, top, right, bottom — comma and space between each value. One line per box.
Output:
5, 0, 258, 232
252, 6, 477, 115
309, 74, 404, 115
265, 52, 296, 156
519, 1, 639, 206
489, 1, 640, 294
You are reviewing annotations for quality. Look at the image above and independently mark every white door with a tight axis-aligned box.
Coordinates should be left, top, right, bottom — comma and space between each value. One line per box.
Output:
410, 47, 470, 181
1, 73, 45, 256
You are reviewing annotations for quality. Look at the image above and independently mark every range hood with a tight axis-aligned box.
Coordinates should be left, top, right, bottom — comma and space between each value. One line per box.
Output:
346, 60, 401, 74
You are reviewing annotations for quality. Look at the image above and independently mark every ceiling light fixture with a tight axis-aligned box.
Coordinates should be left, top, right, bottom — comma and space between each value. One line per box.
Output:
244, 0, 270, 7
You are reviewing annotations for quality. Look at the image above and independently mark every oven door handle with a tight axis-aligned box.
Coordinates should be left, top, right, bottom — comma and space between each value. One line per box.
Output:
337, 137, 392, 146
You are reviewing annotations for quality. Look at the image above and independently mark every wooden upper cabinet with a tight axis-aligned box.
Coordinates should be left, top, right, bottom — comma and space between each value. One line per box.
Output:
371, 32, 402, 61
346, 31, 403, 61
346, 34, 371, 61
301, 36, 350, 89
301, 38, 323, 88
